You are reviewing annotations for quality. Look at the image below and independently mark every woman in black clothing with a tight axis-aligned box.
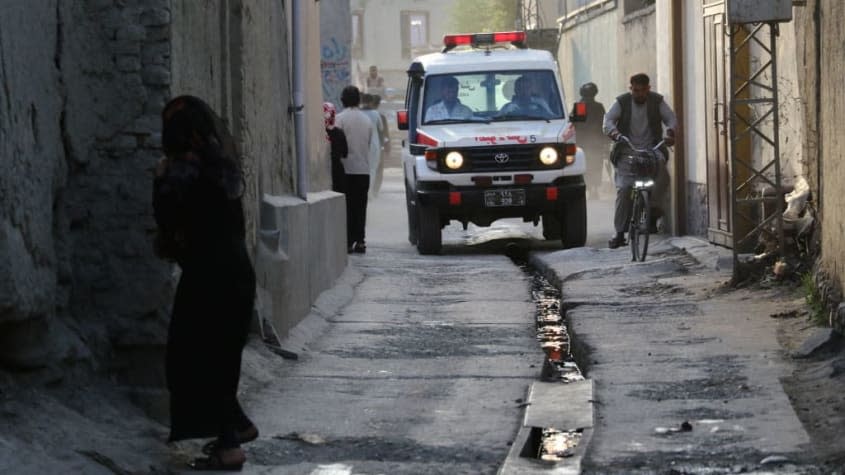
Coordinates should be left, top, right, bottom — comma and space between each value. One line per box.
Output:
153, 95, 257, 471
324, 101, 348, 193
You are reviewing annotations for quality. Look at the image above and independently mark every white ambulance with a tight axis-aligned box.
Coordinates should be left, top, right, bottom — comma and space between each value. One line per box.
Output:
397, 31, 588, 254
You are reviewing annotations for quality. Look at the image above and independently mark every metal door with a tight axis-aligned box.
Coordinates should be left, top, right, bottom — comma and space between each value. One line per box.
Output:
703, 1, 732, 247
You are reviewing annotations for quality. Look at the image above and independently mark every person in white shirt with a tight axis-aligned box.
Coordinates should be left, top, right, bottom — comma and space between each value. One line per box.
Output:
602, 73, 677, 249
500, 76, 552, 116
336, 85, 375, 253
424, 76, 473, 122
360, 94, 385, 198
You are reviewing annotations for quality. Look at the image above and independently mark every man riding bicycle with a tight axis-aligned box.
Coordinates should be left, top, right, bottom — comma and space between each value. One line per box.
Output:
603, 73, 677, 249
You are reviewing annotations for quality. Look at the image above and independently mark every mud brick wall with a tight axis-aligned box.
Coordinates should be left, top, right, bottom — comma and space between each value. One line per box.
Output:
0, 0, 172, 372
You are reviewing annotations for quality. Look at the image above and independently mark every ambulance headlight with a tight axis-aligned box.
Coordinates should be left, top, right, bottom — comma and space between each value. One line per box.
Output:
445, 151, 464, 170
539, 147, 559, 165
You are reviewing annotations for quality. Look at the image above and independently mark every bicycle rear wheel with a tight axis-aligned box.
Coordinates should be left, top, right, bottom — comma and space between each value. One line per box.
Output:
629, 189, 650, 262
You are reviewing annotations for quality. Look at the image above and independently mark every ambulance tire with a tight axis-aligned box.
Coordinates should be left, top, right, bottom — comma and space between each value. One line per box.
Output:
542, 212, 562, 240
561, 194, 587, 249
405, 185, 418, 245
416, 203, 442, 255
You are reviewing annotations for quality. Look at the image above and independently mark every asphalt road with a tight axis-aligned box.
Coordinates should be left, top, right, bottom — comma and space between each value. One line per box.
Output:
228, 167, 606, 474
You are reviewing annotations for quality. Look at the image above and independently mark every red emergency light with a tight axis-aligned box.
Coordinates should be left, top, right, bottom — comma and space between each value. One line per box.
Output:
442, 31, 527, 51
443, 34, 474, 48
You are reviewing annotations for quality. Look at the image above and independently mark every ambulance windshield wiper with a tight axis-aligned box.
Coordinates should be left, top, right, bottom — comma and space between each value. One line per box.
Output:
425, 117, 491, 125
491, 114, 551, 123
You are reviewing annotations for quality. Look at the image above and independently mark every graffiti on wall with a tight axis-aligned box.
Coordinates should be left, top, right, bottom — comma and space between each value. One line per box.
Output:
321, 36, 350, 107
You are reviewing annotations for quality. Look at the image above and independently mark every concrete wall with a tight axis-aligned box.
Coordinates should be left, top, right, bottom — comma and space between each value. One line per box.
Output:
558, 5, 622, 110
680, 2, 708, 236
321, 0, 353, 108
557, 2, 664, 219
771, 20, 806, 186
171, 0, 347, 347
558, 2, 659, 126
619, 6, 656, 91
1, 0, 347, 378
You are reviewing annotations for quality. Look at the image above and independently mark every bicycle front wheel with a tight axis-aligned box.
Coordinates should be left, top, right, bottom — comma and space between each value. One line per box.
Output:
629, 189, 650, 262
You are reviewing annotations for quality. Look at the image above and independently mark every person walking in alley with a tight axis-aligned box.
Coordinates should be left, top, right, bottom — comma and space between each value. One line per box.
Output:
576, 82, 608, 199
324, 102, 348, 193
362, 94, 389, 197
360, 93, 383, 198
373, 94, 391, 196
603, 73, 677, 249
153, 95, 258, 471
365, 64, 385, 95
336, 85, 374, 253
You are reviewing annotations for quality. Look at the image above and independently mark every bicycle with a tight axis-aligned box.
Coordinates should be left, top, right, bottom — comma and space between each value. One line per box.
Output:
617, 137, 665, 262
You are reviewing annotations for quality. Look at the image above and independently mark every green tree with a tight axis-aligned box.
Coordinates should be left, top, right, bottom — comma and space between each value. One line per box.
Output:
449, 0, 520, 34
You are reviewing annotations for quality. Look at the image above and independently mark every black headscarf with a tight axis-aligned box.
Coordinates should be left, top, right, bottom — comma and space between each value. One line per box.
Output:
161, 95, 244, 199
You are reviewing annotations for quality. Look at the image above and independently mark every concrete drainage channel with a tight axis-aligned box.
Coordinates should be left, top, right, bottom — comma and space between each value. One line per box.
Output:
500, 246, 594, 474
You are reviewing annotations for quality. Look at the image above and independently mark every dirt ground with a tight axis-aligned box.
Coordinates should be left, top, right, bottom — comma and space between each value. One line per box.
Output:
775, 307, 845, 471
727, 275, 845, 472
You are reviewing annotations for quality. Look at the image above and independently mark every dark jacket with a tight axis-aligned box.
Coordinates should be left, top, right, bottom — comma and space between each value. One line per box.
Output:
327, 126, 348, 193
611, 91, 668, 164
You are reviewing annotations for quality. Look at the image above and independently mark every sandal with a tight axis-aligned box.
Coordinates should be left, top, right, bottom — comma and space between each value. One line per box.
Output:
201, 426, 259, 455
188, 451, 245, 471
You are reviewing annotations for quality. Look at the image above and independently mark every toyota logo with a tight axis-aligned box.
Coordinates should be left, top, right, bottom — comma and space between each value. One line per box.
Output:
494, 152, 510, 164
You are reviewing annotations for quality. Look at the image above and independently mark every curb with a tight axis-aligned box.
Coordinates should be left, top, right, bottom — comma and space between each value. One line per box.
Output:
499, 380, 594, 474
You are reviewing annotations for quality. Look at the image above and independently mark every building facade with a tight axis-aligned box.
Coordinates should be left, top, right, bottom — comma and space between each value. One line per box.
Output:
349, 0, 458, 94
557, 0, 845, 328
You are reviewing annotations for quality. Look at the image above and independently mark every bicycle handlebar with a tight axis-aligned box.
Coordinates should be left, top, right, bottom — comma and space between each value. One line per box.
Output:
619, 135, 665, 153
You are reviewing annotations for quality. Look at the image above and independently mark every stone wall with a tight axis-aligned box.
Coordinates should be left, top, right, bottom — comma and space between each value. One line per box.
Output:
0, 0, 172, 372
171, 0, 296, 244
1, 0, 348, 382
794, 1, 845, 330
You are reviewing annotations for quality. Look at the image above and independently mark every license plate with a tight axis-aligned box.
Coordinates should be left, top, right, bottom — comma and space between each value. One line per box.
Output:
484, 189, 526, 207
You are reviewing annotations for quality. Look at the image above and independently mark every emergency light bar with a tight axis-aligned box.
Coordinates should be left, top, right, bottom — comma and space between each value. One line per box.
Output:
442, 31, 526, 52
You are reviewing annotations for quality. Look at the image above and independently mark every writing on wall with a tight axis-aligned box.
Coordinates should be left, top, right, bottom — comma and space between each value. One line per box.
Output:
321, 36, 350, 107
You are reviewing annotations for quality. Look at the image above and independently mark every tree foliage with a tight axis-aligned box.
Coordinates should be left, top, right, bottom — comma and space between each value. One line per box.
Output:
449, 0, 520, 34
